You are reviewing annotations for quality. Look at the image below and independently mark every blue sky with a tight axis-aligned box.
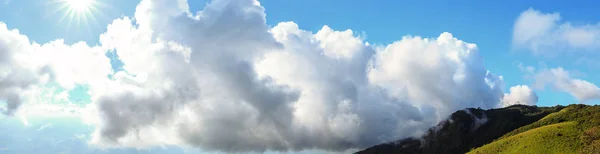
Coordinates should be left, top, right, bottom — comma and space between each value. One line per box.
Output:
1, 0, 600, 153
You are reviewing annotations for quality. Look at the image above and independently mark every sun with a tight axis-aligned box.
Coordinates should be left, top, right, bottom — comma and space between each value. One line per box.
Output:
53, 0, 103, 29
66, 0, 94, 12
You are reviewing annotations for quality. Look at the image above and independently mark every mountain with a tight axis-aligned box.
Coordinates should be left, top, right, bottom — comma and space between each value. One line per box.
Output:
356, 104, 600, 154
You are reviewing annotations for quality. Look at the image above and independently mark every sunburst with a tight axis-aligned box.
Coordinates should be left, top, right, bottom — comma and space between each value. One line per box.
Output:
66, 0, 95, 12
53, 0, 104, 31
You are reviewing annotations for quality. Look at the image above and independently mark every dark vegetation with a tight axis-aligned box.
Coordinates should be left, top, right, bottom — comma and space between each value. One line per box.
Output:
356, 105, 563, 154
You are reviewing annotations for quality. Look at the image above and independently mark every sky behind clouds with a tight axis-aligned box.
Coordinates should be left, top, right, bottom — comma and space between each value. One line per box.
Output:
1, 0, 600, 153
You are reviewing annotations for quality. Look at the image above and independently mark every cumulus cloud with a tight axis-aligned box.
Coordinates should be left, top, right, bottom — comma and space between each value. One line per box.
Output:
2, 0, 510, 152
82, 0, 506, 151
0, 22, 111, 116
533, 67, 600, 102
0, 23, 45, 115
502, 85, 538, 107
368, 32, 505, 117
513, 8, 600, 55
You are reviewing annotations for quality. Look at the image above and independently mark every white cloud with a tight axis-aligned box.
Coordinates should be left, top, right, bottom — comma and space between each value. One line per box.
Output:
0, 21, 111, 116
314, 25, 365, 60
35, 40, 112, 90
502, 85, 538, 107
15, 102, 84, 118
533, 67, 600, 102
368, 32, 504, 116
513, 8, 600, 55
1, 0, 512, 152
0, 22, 45, 115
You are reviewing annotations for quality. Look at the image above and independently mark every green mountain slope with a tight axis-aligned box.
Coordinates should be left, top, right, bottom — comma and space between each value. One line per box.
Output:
469, 104, 600, 154
468, 121, 581, 154
356, 104, 600, 154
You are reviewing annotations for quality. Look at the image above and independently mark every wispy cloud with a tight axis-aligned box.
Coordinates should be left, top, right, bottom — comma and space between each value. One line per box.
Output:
513, 8, 600, 56
531, 67, 600, 102
37, 123, 53, 131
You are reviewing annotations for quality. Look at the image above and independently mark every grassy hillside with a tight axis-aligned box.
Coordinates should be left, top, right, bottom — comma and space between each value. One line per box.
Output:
468, 122, 582, 154
468, 104, 600, 154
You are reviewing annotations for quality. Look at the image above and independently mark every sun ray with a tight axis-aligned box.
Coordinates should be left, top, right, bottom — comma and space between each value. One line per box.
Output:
49, 0, 107, 34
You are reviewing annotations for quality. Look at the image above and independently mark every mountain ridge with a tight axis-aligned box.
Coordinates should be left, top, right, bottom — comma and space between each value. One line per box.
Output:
355, 104, 568, 154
